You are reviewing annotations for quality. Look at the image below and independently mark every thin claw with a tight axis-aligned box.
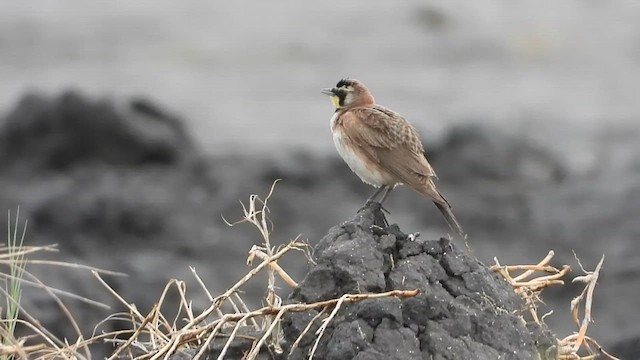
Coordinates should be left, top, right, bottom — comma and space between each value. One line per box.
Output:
358, 200, 390, 214
358, 202, 389, 229
376, 207, 389, 228
380, 204, 390, 214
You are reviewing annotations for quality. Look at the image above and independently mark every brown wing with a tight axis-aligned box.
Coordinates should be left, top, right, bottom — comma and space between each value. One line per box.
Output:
340, 106, 437, 188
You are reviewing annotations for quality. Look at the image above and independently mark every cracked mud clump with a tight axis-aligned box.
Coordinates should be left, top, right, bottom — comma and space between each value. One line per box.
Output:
282, 202, 555, 360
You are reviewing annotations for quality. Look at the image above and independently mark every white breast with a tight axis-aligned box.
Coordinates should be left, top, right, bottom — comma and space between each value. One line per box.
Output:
331, 113, 387, 187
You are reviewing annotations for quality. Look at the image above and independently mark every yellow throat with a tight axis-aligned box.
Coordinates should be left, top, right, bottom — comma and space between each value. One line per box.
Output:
330, 95, 341, 109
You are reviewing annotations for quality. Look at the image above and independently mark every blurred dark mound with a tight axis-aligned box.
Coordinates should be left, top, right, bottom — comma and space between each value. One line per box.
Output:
431, 124, 566, 184
0, 91, 195, 173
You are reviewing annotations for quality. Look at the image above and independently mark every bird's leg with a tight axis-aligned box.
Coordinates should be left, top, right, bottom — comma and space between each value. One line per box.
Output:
361, 185, 391, 215
359, 185, 390, 214
366, 186, 387, 203
378, 186, 394, 205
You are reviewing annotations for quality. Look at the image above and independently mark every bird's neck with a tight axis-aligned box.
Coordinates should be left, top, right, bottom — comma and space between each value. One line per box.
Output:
339, 94, 376, 111
358, 93, 375, 107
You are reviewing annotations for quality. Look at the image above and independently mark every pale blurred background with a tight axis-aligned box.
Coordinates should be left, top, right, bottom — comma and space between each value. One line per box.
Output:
2, 1, 639, 158
1, 0, 639, 357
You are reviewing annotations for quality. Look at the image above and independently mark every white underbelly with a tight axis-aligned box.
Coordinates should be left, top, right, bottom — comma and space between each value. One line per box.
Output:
333, 131, 387, 187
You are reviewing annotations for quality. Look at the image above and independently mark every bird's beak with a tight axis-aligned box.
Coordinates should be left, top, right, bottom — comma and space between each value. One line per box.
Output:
321, 88, 335, 96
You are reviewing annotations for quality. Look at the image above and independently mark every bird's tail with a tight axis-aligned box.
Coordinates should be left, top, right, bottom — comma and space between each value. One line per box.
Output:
433, 200, 465, 237
418, 177, 465, 237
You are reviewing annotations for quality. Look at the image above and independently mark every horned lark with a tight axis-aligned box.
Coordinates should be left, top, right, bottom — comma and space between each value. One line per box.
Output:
322, 78, 464, 236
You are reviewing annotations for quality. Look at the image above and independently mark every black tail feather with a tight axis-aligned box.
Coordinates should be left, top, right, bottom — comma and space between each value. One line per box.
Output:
433, 201, 465, 237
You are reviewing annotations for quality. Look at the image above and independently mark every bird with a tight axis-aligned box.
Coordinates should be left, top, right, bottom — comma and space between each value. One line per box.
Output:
321, 78, 465, 236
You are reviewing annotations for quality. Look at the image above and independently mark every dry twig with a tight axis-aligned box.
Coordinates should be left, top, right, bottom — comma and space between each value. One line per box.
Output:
87, 183, 312, 360
493, 251, 620, 360
492, 250, 570, 323
556, 254, 619, 360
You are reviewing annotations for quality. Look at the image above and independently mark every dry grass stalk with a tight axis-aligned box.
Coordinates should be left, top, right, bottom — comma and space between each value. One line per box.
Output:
491, 250, 570, 323
0, 232, 125, 360
556, 254, 619, 360
248, 246, 298, 288
83, 183, 310, 359
493, 251, 620, 360
492, 250, 571, 296
187, 240, 306, 330
221, 180, 304, 352
288, 307, 327, 356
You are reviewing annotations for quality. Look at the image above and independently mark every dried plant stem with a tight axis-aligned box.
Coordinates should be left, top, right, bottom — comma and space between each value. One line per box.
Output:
0, 343, 45, 355
556, 254, 620, 359
494, 251, 619, 360
491, 251, 570, 297
289, 307, 328, 356
216, 312, 254, 360
245, 308, 286, 359
92, 270, 146, 322
249, 248, 298, 288
512, 250, 556, 282
107, 306, 157, 360
187, 241, 305, 330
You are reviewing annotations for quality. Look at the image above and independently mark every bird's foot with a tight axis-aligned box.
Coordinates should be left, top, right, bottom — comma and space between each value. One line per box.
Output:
358, 200, 391, 214
358, 201, 389, 228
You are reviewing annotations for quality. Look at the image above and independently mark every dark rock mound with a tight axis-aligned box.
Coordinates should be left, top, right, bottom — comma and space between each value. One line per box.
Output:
281, 202, 556, 359
0, 91, 195, 173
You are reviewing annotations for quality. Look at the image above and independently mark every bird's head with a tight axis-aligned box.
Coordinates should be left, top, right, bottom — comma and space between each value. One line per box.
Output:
321, 78, 375, 110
